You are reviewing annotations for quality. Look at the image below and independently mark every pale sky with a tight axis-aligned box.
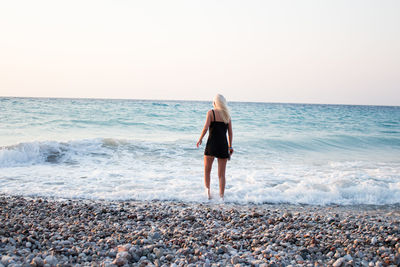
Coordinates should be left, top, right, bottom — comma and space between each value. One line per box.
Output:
1, 0, 399, 105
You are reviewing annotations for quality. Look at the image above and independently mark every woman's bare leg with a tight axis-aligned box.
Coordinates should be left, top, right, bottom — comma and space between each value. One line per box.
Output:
217, 158, 228, 199
204, 156, 214, 199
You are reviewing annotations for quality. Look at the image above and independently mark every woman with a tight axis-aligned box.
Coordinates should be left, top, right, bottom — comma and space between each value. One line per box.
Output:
197, 94, 233, 200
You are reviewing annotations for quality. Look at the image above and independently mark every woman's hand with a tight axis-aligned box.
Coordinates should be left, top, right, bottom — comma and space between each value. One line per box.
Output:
196, 139, 202, 148
229, 147, 234, 155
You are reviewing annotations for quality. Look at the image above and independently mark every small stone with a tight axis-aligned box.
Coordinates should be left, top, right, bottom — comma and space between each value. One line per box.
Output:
102, 259, 116, 267
152, 232, 161, 240
60, 240, 71, 246
283, 212, 293, 218
108, 250, 117, 258
78, 253, 86, 258
112, 256, 127, 266
30, 256, 44, 267
344, 254, 353, 261
298, 248, 309, 260
183, 215, 196, 221
153, 248, 163, 259
216, 247, 225, 254
117, 245, 129, 252
333, 257, 346, 267
165, 254, 174, 261
130, 252, 140, 262
371, 237, 378, 245
231, 256, 239, 265
116, 251, 130, 260
295, 255, 304, 262
44, 255, 58, 266
1, 256, 13, 266
327, 259, 335, 265
26, 241, 32, 248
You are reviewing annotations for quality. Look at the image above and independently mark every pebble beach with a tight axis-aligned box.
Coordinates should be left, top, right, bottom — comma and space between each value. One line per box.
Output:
1, 195, 399, 267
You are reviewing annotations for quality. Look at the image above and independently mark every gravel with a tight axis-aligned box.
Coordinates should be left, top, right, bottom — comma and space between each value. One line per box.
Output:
0, 195, 399, 266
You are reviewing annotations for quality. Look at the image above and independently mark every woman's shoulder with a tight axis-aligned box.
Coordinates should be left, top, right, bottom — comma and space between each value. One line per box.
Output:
205, 109, 213, 120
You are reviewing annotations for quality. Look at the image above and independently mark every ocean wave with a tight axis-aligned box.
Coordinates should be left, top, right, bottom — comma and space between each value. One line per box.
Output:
0, 141, 68, 167
2, 134, 399, 168
243, 134, 400, 154
0, 139, 111, 167
151, 102, 169, 107
0, 138, 194, 168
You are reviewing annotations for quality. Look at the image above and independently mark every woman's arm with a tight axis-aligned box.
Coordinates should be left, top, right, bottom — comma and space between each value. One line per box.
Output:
197, 110, 212, 147
228, 119, 233, 154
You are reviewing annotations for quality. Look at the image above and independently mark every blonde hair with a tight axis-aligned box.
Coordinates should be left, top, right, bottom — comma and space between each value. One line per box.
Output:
213, 94, 231, 124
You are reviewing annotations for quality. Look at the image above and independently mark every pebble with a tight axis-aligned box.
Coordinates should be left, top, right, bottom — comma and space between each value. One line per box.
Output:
231, 256, 239, 264
1, 256, 13, 266
44, 255, 57, 266
153, 248, 163, 259
333, 257, 346, 267
295, 254, 304, 262
30, 256, 44, 267
344, 254, 353, 261
112, 256, 127, 266
0, 195, 399, 266
152, 232, 161, 240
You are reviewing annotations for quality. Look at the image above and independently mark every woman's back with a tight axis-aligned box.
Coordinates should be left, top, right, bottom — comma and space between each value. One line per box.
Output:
212, 109, 227, 123
205, 109, 229, 159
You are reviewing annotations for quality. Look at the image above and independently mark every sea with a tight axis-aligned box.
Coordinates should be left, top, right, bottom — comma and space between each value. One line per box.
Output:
1, 97, 399, 205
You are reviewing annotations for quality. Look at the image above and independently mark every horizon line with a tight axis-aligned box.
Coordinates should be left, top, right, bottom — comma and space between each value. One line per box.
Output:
1, 95, 399, 108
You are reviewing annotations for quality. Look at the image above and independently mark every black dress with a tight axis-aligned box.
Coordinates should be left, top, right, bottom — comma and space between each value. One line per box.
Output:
204, 110, 229, 159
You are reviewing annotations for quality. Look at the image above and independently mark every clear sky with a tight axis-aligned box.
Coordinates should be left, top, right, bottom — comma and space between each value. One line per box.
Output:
1, 0, 399, 105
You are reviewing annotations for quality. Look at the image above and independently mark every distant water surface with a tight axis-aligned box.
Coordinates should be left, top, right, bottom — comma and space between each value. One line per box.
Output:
1, 97, 399, 205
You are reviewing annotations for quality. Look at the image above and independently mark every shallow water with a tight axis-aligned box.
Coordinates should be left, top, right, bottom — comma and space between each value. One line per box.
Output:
1, 97, 399, 205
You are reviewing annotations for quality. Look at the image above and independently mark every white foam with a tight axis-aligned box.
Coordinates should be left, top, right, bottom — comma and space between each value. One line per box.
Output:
1, 138, 399, 205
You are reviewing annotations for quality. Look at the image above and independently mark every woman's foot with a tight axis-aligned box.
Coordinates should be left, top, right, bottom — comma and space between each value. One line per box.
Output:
206, 188, 211, 200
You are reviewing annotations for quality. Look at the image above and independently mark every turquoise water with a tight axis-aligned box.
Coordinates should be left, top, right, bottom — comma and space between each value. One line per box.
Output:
1, 97, 399, 205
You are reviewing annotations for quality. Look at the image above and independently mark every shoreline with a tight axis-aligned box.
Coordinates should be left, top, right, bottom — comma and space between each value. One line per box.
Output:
1, 195, 399, 266
3, 193, 400, 209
